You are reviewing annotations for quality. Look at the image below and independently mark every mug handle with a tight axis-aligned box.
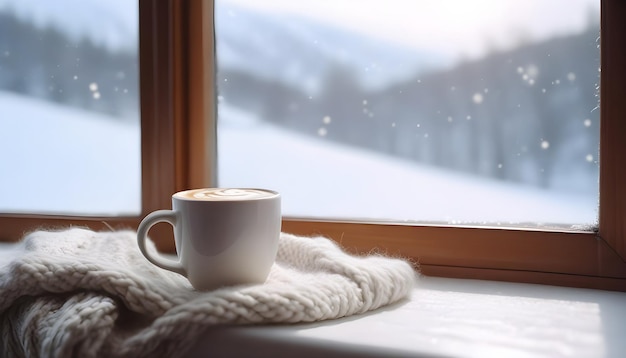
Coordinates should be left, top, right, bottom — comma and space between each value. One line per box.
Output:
137, 210, 186, 276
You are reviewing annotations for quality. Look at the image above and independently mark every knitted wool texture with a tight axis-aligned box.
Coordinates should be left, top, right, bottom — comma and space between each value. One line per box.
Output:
0, 228, 416, 358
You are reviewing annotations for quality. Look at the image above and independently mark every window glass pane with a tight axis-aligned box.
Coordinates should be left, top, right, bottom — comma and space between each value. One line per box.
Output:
216, 0, 600, 228
0, 0, 140, 216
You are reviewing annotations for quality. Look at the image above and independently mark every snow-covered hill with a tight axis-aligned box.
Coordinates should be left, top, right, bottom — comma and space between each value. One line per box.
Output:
215, 2, 443, 91
217, 104, 597, 227
1, 91, 596, 226
0, 91, 141, 215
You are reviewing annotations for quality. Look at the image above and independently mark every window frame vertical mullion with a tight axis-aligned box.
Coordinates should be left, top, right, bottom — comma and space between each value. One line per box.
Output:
172, 0, 217, 191
599, 0, 626, 260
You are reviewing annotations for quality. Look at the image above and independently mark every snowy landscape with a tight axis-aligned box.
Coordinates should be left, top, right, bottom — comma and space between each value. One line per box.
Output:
0, 90, 596, 226
217, 103, 597, 227
0, 91, 141, 216
0, 0, 600, 227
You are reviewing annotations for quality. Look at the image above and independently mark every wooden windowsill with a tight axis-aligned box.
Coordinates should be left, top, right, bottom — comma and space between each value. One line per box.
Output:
282, 219, 626, 291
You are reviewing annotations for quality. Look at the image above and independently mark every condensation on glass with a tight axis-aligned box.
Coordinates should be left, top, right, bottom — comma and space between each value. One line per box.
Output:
215, 0, 600, 229
0, 1, 140, 216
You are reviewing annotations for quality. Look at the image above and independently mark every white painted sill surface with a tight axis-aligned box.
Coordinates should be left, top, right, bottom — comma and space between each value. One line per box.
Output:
2, 243, 625, 358
189, 276, 626, 358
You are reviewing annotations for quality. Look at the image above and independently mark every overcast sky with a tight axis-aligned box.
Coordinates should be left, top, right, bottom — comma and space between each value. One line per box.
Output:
222, 0, 600, 60
0, 0, 600, 60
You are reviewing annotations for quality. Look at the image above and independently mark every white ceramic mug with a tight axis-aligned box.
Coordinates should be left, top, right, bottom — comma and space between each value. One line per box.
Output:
137, 188, 281, 291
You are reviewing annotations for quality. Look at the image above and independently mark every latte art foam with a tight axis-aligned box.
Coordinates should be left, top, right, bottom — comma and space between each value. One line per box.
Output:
175, 188, 277, 201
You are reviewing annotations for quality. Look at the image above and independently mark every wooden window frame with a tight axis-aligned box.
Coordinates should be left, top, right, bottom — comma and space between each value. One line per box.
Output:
1, 0, 625, 291
0, 0, 178, 243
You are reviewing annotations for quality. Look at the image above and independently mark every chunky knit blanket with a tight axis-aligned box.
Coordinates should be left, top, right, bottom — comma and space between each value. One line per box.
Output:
0, 228, 416, 358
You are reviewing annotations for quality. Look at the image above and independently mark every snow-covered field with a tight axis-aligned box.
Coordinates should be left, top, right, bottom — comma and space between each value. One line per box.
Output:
0, 91, 141, 216
0, 91, 597, 227
218, 104, 597, 227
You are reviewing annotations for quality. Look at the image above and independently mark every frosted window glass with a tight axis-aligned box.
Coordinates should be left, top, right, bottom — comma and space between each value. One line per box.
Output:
216, 0, 600, 228
0, 0, 140, 216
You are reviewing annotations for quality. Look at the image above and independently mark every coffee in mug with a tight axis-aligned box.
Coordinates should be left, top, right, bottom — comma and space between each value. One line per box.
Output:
137, 188, 281, 291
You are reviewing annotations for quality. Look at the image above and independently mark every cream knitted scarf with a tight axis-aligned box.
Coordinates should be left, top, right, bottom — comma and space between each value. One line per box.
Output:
0, 228, 416, 358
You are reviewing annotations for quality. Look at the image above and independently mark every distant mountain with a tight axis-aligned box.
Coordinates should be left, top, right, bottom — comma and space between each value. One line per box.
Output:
0, 0, 443, 91
215, 22, 601, 194
215, 2, 445, 92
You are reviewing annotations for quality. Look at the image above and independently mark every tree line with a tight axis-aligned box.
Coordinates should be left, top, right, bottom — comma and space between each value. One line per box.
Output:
0, 10, 138, 121
218, 24, 600, 194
